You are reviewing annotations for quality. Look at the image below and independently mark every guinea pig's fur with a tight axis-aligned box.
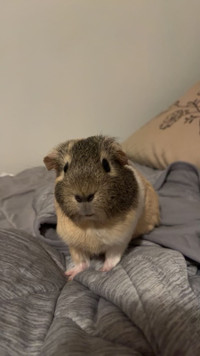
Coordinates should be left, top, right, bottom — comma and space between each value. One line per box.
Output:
44, 135, 160, 280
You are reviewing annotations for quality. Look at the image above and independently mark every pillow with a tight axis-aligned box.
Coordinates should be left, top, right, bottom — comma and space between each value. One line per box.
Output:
122, 81, 200, 169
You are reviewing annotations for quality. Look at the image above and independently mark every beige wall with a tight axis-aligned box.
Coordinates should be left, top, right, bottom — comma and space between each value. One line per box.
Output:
1, 0, 200, 173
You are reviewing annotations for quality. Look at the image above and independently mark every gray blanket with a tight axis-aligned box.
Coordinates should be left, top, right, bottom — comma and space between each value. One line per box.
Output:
1, 162, 200, 355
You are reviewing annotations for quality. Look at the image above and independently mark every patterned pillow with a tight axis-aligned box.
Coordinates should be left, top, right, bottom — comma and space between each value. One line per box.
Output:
122, 82, 200, 169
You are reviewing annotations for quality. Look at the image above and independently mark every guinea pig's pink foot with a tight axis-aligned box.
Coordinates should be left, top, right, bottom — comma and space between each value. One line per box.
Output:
65, 262, 89, 281
100, 256, 121, 272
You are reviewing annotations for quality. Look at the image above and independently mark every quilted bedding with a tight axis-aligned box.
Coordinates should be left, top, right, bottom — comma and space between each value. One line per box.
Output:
1, 162, 200, 355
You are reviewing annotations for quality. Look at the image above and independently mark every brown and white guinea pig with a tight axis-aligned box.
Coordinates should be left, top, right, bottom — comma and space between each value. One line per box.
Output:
44, 135, 160, 280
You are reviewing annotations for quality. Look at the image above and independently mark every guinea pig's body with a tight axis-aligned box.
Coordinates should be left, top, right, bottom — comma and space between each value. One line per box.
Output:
44, 136, 160, 280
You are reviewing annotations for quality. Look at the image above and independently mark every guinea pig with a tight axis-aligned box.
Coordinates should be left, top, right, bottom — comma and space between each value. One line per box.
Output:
44, 135, 160, 280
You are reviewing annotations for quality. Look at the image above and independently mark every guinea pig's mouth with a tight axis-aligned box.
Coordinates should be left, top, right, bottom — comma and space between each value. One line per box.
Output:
82, 213, 95, 218
74, 213, 96, 225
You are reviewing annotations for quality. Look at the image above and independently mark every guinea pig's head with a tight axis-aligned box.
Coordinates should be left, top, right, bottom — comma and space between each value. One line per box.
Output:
44, 136, 139, 226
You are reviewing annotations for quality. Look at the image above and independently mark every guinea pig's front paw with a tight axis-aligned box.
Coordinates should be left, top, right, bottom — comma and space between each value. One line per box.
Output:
65, 262, 89, 281
100, 256, 121, 272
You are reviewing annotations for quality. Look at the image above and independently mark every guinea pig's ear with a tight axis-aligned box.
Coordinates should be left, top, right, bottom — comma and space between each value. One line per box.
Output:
43, 149, 59, 171
112, 141, 128, 166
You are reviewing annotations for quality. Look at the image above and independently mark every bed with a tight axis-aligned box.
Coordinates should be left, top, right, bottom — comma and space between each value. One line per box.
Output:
1, 82, 200, 355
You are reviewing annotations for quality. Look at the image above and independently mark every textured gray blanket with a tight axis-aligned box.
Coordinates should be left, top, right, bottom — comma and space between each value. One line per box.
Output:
1, 162, 200, 355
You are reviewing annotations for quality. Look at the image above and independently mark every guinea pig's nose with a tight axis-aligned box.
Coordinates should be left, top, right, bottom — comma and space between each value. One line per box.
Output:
75, 194, 95, 203
87, 193, 94, 202
75, 195, 83, 203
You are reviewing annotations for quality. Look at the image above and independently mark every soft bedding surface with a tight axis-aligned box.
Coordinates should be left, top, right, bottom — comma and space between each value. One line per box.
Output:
1, 162, 200, 355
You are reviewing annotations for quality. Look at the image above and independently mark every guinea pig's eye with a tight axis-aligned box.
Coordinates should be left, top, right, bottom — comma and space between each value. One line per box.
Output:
102, 158, 110, 173
63, 162, 68, 173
